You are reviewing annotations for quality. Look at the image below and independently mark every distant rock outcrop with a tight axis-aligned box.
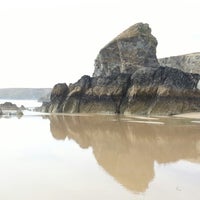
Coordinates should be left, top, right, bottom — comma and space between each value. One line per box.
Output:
0, 102, 24, 116
41, 23, 200, 115
159, 52, 200, 74
0, 102, 19, 110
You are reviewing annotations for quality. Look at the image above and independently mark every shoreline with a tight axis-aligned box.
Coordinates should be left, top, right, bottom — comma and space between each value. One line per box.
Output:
38, 111, 200, 120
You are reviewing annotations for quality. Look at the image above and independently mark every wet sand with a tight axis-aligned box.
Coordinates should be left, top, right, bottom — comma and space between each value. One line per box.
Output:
174, 112, 200, 119
0, 113, 200, 199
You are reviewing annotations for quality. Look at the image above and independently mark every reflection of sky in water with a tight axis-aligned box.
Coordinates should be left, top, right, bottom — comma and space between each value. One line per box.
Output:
0, 115, 200, 200
146, 161, 200, 200
0, 117, 133, 200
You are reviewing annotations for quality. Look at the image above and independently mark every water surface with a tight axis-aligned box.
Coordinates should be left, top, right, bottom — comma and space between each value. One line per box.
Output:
0, 113, 200, 199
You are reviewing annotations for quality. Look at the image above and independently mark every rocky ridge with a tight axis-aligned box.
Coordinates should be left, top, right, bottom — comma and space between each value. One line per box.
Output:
41, 23, 200, 115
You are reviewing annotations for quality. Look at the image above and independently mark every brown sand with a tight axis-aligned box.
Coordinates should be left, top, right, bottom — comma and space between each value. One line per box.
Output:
174, 112, 200, 119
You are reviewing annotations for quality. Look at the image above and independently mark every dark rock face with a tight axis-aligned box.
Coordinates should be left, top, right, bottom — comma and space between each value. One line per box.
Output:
93, 23, 159, 77
50, 83, 69, 102
123, 67, 200, 115
41, 23, 200, 115
42, 67, 200, 115
79, 74, 131, 114
45, 83, 69, 112
42, 75, 130, 114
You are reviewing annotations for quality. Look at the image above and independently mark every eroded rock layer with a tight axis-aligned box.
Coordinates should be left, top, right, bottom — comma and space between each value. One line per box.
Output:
42, 66, 200, 115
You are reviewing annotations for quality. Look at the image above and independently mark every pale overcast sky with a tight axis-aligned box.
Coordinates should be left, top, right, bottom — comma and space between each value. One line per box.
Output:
0, 0, 200, 88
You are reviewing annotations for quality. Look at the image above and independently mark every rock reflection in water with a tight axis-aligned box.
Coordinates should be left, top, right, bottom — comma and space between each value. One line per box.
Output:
48, 115, 200, 193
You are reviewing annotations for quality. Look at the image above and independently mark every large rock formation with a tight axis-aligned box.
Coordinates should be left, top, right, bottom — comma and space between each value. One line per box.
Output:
159, 52, 200, 74
42, 67, 200, 115
41, 23, 200, 115
93, 23, 159, 77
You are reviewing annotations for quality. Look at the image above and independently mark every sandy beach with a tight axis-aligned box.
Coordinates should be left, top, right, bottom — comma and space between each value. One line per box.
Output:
174, 112, 200, 119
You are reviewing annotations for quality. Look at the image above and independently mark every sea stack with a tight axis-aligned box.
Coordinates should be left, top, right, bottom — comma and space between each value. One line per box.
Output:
41, 22, 200, 115
93, 23, 159, 77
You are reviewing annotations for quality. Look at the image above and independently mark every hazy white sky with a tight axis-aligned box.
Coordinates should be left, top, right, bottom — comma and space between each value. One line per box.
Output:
0, 0, 200, 88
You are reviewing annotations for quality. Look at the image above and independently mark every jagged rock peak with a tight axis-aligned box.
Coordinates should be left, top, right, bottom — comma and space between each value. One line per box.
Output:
114, 23, 153, 40
93, 22, 159, 77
